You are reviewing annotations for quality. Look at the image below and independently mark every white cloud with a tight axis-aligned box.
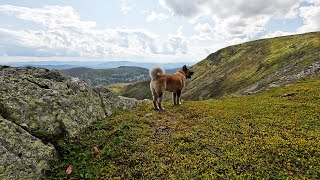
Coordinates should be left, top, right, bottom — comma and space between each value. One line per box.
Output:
146, 11, 168, 22
160, 26, 188, 54
261, 31, 295, 38
227, 37, 250, 45
303, 0, 320, 5
0, 5, 191, 60
159, 0, 298, 19
159, 0, 299, 38
0, 5, 96, 30
0, 26, 163, 58
192, 23, 213, 40
194, 23, 212, 34
298, 5, 320, 33
120, 0, 133, 15
213, 15, 271, 38
284, 3, 300, 19
158, 0, 206, 18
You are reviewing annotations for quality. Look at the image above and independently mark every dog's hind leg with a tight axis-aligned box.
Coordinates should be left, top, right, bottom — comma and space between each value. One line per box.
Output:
153, 96, 159, 110
158, 92, 165, 110
177, 90, 182, 105
172, 92, 177, 105
150, 83, 159, 110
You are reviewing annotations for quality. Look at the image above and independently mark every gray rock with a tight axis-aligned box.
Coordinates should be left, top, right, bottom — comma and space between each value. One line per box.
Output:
242, 60, 320, 94
0, 66, 138, 178
0, 115, 56, 179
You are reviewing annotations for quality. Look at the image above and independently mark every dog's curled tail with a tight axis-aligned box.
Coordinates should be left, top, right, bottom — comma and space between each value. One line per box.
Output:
149, 67, 165, 80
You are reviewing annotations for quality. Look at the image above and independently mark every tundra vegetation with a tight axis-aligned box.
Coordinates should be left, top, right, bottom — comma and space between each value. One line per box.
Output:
46, 76, 320, 179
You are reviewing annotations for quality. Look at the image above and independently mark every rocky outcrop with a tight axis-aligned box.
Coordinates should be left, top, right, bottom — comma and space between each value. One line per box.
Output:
243, 60, 320, 94
273, 61, 320, 84
0, 65, 138, 178
0, 116, 56, 179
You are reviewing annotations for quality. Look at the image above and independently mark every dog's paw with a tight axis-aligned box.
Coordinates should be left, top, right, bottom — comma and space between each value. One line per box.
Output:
154, 107, 160, 111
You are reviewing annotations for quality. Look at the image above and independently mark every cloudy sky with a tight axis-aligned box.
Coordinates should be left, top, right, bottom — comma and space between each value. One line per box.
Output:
0, 0, 319, 63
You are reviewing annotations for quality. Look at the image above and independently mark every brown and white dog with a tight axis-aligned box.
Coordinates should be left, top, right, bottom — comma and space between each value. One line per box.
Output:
149, 65, 194, 110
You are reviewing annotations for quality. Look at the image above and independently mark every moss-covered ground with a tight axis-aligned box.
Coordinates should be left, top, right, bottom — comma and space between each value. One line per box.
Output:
46, 77, 320, 179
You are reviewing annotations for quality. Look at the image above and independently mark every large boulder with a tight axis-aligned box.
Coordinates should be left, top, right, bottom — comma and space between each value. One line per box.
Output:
0, 115, 56, 179
0, 65, 138, 178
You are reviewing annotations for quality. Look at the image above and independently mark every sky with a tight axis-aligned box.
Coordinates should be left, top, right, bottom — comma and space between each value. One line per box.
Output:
0, 0, 319, 63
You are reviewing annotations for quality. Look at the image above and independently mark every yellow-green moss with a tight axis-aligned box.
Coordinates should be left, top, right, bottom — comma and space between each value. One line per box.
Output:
46, 77, 320, 179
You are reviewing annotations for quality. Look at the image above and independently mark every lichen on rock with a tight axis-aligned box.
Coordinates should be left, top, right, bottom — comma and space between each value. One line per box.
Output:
0, 65, 138, 179
0, 115, 56, 179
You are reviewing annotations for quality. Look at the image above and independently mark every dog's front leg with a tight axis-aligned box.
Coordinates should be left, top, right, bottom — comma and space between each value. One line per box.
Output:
177, 90, 182, 105
172, 92, 177, 105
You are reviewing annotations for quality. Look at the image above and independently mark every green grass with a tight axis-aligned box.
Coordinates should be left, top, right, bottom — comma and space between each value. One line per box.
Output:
108, 80, 153, 100
45, 77, 320, 179
107, 83, 130, 94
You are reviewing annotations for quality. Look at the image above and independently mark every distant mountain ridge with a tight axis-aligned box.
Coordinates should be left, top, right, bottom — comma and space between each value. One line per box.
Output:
60, 66, 150, 86
3, 61, 194, 70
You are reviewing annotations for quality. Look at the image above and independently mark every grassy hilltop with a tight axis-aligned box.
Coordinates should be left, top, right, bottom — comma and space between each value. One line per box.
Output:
113, 32, 320, 100
46, 76, 320, 179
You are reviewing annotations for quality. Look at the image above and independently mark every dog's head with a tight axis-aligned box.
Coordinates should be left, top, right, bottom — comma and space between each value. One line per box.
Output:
182, 65, 194, 79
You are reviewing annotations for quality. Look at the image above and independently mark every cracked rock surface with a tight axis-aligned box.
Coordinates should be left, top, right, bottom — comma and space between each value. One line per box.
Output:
0, 66, 138, 178
0, 115, 56, 179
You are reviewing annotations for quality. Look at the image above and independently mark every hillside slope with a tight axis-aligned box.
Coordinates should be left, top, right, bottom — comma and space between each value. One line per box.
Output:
116, 32, 320, 100
60, 66, 149, 86
46, 76, 320, 179
184, 32, 320, 100
108, 81, 152, 100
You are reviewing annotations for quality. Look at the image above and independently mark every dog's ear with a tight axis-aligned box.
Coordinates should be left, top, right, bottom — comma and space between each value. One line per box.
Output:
183, 65, 187, 71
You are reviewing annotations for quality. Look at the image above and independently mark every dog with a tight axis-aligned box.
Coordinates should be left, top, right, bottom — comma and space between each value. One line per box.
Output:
149, 65, 194, 110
